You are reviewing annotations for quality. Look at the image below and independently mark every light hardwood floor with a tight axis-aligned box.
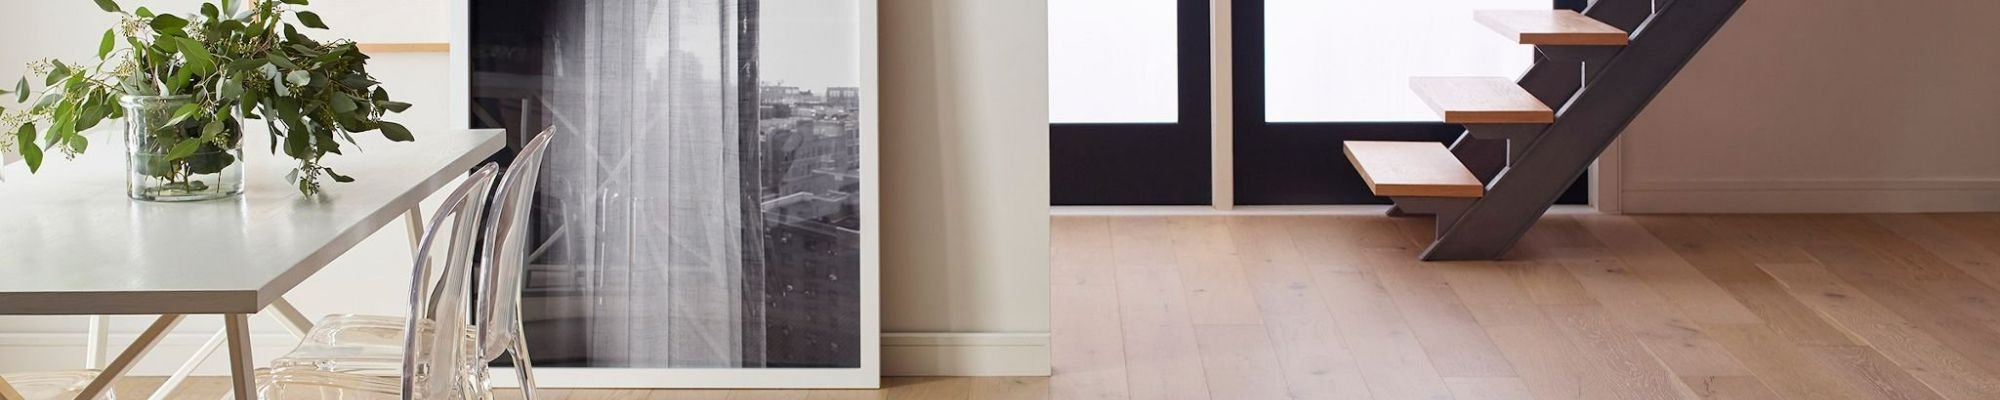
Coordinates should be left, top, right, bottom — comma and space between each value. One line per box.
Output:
1050, 212, 2000, 400
127, 212, 2000, 399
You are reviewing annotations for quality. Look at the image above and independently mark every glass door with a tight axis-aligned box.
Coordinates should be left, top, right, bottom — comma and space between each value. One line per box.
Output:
1233, 0, 1591, 204
1050, 0, 1211, 205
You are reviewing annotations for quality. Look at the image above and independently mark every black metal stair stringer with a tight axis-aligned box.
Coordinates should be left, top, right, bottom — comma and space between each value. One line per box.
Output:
1420, 0, 1748, 261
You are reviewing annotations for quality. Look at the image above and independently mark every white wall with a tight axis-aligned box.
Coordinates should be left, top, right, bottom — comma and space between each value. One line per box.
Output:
878, 0, 1053, 376
1608, 0, 2000, 213
1, 0, 1052, 378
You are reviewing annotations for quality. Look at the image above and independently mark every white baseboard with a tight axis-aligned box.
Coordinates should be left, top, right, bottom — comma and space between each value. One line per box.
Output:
0, 332, 300, 376
3, 331, 1052, 379
1622, 179, 2000, 213
881, 332, 1050, 377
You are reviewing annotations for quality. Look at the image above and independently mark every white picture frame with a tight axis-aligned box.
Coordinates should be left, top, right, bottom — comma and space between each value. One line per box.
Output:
448, 0, 881, 389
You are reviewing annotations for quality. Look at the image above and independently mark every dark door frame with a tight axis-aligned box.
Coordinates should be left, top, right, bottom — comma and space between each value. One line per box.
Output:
1050, 0, 1213, 205
1229, 0, 1592, 205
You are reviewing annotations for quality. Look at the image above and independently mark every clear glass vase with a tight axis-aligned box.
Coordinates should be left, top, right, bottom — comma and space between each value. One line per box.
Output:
122, 95, 244, 202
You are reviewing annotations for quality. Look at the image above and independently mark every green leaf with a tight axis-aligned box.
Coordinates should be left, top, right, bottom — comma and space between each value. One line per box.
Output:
202, 118, 224, 139
176, 37, 214, 74
14, 78, 26, 103
165, 138, 203, 160
15, 123, 40, 172
285, 70, 311, 87
45, 63, 70, 86
32, 92, 64, 112
163, 102, 201, 128
377, 121, 414, 142
280, 0, 309, 5
98, 29, 116, 59
266, 54, 299, 70
326, 169, 355, 183
329, 93, 356, 113
93, 0, 119, 13
296, 11, 328, 29
150, 14, 188, 32
67, 134, 88, 153
378, 100, 412, 113
219, 77, 243, 100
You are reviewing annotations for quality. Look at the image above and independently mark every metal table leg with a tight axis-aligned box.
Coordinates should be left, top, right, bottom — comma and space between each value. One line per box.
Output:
84, 316, 110, 369
158, 299, 320, 400
223, 314, 257, 400
71, 315, 184, 400
0, 376, 26, 400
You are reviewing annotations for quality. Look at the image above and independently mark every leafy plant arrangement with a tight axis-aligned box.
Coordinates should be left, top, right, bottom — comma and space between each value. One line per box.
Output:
0, 0, 415, 197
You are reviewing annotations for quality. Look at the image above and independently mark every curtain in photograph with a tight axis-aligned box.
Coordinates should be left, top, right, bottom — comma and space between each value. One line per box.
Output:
537, 0, 760, 368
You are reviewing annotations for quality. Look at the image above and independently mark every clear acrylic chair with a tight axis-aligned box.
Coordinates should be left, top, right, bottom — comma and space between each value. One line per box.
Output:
0, 370, 112, 399
269, 129, 556, 398
255, 163, 500, 400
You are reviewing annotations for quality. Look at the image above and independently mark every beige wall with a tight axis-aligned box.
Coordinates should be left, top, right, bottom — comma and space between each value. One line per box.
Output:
1610, 0, 2000, 213
878, 0, 1054, 376
1, 0, 1053, 377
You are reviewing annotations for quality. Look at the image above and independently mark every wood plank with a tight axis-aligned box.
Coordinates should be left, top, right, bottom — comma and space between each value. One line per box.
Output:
1050, 276, 1130, 399
1168, 217, 1264, 325
1193, 325, 1291, 399
1549, 247, 1755, 380
1111, 217, 1212, 400
1052, 217, 1117, 286
1702, 324, 1871, 400
1409, 77, 1555, 124
1343, 141, 1485, 198
1230, 217, 1375, 399
1757, 262, 2000, 400
1445, 378, 1536, 400
1798, 244, 2000, 383
884, 377, 970, 400
1475, 10, 1630, 45
1869, 214, 2000, 291
1679, 376, 1782, 400
1370, 253, 1518, 378
1539, 305, 1692, 399
1310, 257, 1456, 400
1574, 214, 1764, 325
968, 377, 1049, 400
1641, 216, 1863, 346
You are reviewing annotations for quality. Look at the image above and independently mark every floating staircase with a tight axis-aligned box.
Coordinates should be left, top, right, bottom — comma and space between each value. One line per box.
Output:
1344, 0, 1746, 261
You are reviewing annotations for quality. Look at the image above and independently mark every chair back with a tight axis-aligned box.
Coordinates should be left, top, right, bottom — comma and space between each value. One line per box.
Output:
400, 163, 501, 400
476, 128, 556, 360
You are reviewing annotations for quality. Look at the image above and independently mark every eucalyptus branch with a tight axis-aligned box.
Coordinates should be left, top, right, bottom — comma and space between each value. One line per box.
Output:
11, 0, 414, 195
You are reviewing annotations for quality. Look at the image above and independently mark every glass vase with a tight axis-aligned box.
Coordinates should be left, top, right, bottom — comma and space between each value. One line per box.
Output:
122, 95, 245, 202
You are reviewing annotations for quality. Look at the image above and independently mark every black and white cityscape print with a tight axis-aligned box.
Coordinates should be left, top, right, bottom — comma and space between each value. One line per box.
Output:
471, 0, 863, 369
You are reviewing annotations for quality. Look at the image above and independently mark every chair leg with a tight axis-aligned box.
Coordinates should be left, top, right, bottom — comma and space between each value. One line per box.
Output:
511, 338, 539, 400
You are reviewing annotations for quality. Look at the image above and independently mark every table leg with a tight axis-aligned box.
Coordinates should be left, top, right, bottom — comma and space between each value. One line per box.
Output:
169, 300, 316, 400
223, 314, 257, 400
1, 376, 26, 400
147, 330, 227, 400
72, 315, 184, 400
266, 298, 317, 337
403, 208, 426, 257
84, 316, 111, 368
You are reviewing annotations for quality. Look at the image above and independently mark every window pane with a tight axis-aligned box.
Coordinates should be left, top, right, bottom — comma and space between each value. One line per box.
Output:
1050, 0, 1179, 123
1265, 0, 1544, 122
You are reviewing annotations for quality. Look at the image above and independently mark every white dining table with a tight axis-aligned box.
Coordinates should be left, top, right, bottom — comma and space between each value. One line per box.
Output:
0, 129, 504, 400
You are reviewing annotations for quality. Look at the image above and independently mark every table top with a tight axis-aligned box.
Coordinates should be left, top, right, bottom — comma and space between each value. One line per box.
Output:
0, 129, 504, 315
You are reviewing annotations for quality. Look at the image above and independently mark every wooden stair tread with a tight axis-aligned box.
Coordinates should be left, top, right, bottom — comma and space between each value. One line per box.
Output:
1410, 77, 1555, 124
1343, 141, 1485, 198
1475, 10, 1629, 46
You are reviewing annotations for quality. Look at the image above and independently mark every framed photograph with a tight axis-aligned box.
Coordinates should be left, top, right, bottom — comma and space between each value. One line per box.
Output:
450, 0, 879, 388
